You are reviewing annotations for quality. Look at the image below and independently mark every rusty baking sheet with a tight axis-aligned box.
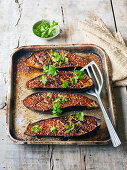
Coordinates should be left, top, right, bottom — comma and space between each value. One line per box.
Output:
7, 44, 116, 145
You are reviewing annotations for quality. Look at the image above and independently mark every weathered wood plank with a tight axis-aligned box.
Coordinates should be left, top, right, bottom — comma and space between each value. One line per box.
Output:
0, 0, 127, 170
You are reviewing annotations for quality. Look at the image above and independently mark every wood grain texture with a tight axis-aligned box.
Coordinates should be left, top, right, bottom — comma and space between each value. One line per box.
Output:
0, 0, 127, 170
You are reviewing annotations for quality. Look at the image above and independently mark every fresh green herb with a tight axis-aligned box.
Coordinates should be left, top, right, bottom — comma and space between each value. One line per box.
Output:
70, 68, 85, 85
47, 65, 58, 76
40, 75, 47, 85
74, 68, 85, 80
50, 49, 69, 66
58, 94, 63, 98
43, 65, 59, 77
47, 92, 52, 98
54, 94, 68, 104
50, 126, 57, 133
43, 66, 49, 74
62, 80, 69, 88
71, 76, 79, 84
76, 112, 84, 121
32, 125, 43, 133
64, 120, 77, 133
62, 97, 68, 104
61, 51, 69, 63
51, 94, 67, 116
33, 17, 58, 38
52, 102, 62, 116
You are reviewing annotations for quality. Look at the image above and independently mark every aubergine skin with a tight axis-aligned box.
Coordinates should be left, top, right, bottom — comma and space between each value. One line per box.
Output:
23, 92, 98, 112
25, 50, 89, 69
26, 71, 93, 90
25, 115, 101, 137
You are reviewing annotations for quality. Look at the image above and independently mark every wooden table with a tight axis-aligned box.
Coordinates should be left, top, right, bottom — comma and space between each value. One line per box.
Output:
0, 0, 127, 169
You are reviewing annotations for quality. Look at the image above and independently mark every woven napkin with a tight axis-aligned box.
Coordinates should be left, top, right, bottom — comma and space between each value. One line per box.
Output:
78, 15, 127, 86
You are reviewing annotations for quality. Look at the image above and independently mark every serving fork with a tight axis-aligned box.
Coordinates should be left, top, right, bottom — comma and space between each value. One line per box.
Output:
81, 61, 121, 147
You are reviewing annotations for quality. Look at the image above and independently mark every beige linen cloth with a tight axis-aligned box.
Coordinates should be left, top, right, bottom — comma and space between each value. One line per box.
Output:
79, 15, 127, 86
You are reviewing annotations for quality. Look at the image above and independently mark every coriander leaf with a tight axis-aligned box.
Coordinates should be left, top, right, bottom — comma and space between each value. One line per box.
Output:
64, 124, 70, 129
58, 94, 63, 98
54, 53, 62, 63
43, 66, 49, 74
62, 97, 68, 104
64, 122, 76, 133
51, 20, 58, 27
76, 112, 84, 121
65, 129, 71, 133
48, 65, 58, 76
53, 98, 61, 103
41, 29, 49, 38
74, 70, 85, 80
64, 57, 69, 63
47, 92, 52, 98
32, 125, 43, 133
52, 102, 62, 116
62, 80, 69, 88
50, 126, 57, 133
71, 76, 79, 84
62, 52, 69, 63
40, 75, 47, 85
51, 49, 54, 55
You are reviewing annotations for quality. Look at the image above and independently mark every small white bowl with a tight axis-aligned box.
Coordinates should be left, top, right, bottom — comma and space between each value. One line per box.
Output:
33, 20, 60, 40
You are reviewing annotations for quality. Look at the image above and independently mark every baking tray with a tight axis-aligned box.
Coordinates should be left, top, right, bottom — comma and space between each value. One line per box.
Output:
7, 44, 116, 145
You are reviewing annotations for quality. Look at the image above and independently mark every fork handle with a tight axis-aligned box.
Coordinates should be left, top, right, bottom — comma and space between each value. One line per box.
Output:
97, 95, 121, 147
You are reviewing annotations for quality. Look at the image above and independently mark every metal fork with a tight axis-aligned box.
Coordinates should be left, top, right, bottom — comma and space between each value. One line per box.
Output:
81, 61, 121, 147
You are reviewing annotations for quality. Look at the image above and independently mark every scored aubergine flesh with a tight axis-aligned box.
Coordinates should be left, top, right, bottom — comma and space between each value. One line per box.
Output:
23, 92, 98, 112
25, 50, 89, 69
25, 115, 101, 137
26, 71, 93, 90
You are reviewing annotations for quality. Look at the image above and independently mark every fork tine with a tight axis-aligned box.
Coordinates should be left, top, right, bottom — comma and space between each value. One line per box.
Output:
91, 65, 101, 89
93, 62, 103, 88
81, 61, 103, 94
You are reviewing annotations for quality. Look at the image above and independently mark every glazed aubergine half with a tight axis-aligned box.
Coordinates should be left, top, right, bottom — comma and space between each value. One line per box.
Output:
25, 49, 89, 69
26, 70, 93, 90
23, 92, 98, 114
25, 114, 101, 137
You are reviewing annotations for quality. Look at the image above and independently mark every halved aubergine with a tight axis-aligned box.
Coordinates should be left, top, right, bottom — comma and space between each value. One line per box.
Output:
26, 71, 93, 90
23, 92, 98, 112
25, 50, 89, 69
25, 114, 101, 137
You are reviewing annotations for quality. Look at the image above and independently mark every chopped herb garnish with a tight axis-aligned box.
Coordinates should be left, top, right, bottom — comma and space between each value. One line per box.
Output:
40, 65, 59, 85
40, 74, 47, 85
52, 102, 62, 116
70, 68, 85, 85
71, 76, 79, 84
58, 94, 63, 98
76, 112, 84, 121
33, 17, 58, 38
47, 92, 52, 98
62, 97, 68, 104
50, 49, 69, 66
50, 126, 57, 133
43, 65, 49, 74
74, 68, 85, 80
32, 125, 43, 133
61, 51, 69, 63
62, 80, 69, 88
43, 65, 59, 76
64, 120, 77, 133
51, 94, 67, 116
47, 65, 59, 76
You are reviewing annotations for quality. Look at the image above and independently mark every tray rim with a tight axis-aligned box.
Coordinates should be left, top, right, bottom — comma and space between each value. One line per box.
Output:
7, 43, 116, 145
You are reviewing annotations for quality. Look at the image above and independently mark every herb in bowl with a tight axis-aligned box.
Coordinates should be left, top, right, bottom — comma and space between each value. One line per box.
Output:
33, 17, 59, 39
